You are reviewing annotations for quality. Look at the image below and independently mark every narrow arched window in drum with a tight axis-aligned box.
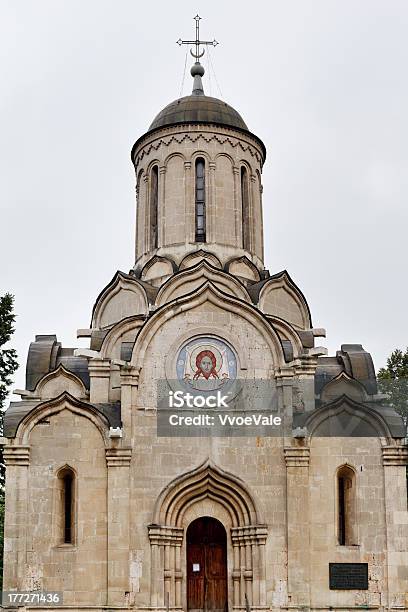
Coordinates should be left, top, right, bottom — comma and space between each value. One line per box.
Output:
241, 166, 250, 250
195, 158, 206, 242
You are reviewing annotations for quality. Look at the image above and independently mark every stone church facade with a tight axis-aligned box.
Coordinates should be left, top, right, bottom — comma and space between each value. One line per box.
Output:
2, 57, 407, 612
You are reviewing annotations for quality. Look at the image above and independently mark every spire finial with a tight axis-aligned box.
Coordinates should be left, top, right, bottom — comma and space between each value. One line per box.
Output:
177, 15, 219, 96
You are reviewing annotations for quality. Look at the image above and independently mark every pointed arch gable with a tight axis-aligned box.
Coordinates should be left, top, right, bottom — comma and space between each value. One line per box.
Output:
304, 395, 394, 441
15, 392, 110, 446
131, 281, 285, 368
257, 270, 312, 330
34, 364, 88, 401
153, 459, 262, 528
155, 260, 250, 306
320, 371, 367, 404
179, 249, 222, 270
265, 315, 304, 359
99, 315, 144, 360
91, 271, 149, 329
224, 256, 261, 283
140, 255, 178, 284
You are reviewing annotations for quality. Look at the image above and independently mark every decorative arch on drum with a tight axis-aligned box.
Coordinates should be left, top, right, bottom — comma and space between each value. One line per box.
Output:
155, 260, 250, 306
131, 281, 285, 369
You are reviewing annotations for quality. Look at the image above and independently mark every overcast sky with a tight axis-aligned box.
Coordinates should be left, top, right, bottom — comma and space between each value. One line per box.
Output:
1, 0, 407, 397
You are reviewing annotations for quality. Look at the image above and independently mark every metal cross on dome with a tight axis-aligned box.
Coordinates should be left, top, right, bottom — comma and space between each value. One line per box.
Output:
177, 15, 219, 61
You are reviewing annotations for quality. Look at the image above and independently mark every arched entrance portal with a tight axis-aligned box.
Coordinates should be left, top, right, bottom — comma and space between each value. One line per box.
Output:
148, 460, 267, 610
187, 517, 227, 612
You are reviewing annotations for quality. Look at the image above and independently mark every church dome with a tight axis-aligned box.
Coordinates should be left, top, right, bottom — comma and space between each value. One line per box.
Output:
148, 94, 249, 133
147, 61, 249, 135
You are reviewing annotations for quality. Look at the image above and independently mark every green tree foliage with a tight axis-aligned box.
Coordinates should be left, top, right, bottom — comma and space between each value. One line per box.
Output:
0, 489, 4, 590
0, 293, 18, 590
378, 347, 408, 433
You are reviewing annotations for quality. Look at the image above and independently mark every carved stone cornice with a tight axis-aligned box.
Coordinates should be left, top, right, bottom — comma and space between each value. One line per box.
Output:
88, 359, 111, 378
292, 356, 319, 377
284, 446, 310, 467
120, 365, 141, 388
3, 446, 30, 466
134, 130, 263, 170
274, 367, 295, 384
148, 524, 184, 547
382, 445, 408, 466
231, 525, 267, 546
106, 447, 132, 467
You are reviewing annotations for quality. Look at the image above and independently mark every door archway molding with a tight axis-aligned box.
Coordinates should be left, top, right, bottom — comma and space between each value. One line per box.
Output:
148, 459, 267, 610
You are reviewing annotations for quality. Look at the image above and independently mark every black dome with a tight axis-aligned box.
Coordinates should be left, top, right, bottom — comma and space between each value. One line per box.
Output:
148, 94, 249, 132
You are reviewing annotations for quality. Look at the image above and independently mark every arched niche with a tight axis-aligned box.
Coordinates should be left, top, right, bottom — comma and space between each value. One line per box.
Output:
336, 464, 358, 546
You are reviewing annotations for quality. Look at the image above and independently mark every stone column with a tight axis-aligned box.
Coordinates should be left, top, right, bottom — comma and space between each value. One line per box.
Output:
258, 537, 267, 607
284, 446, 311, 607
232, 542, 240, 607
233, 166, 241, 248
258, 180, 264, 263
3, 445, 30, 590
184, 161, 194, 243
208, 161, 216, 243
249, 174, 256, 254
106, 447, 132, 606
159, 165, 166, 248
89, 358, 111, 404
120, 366, 140, 446
293, 356, 319, 413
275, 366, 295, 442
244, 537, 253, 604
135, 175, 141, 261
231, 525, 267, 610
143, 173, 150, 255
382, 445, 408, 608
174, 541, 182, 608
148, 525, 184, 610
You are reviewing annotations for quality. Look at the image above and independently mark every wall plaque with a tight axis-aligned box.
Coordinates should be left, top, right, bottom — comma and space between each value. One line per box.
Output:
329, 563, 368, 590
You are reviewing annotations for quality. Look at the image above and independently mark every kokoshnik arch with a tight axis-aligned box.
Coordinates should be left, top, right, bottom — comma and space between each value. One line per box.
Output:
2, 16, 407, 612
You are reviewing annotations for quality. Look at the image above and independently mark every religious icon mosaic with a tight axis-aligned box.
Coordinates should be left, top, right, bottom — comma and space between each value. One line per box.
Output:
176, 337, 237, 391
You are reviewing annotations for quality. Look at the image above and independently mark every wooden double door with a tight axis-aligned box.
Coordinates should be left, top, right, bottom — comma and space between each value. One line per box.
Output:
187, 517, 228, 612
